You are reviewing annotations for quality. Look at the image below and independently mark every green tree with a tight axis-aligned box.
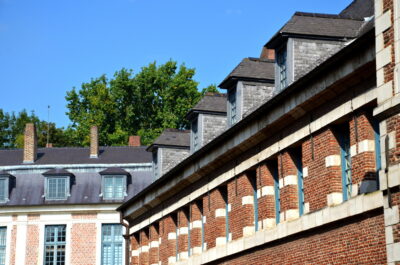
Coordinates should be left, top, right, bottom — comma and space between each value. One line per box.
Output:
66, 60, 218, 146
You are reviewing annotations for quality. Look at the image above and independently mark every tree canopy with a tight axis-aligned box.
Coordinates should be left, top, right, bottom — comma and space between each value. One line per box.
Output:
66, 60, 217, 146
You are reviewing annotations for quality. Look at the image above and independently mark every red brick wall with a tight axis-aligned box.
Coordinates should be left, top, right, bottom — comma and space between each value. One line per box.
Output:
139, 229, 149, 265
227, 172, 255, 239
159, 215, 176, 264
177, 209, 189, 257
10, 218, 17, 265
389, 190, 400, 245
130, 233, 140, 265
149, 224, 159, 265
190, 200, 203, 252
257, 162, 277, 226
203, 188, 227, 249
25, 224, 39, 265
70, 223, 97, 265
383, 0, 395, 86
278, 151, 299, 219
350, 113, 377, 186
302, 128, 341, 212
218, 210, 386, 264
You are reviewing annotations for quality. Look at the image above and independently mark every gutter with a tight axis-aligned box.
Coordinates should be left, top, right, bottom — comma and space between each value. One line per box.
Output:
120, 212, 131, 265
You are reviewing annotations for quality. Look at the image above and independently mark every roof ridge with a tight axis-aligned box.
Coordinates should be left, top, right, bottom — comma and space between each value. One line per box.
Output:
294, 11, 364, 21
247, 57, 274, 63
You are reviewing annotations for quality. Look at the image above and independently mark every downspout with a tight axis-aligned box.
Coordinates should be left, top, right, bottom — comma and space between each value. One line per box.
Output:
120, 211, 130, 265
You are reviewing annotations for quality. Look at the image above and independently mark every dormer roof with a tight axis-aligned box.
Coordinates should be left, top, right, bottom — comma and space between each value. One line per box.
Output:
186, 93, 227, 120
146, 129, 190, 152
219, 57, 275, 89
265, 12, 366, 49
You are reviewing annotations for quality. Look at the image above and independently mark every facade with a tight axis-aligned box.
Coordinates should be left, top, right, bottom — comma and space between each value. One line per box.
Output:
118, 0, 400, 264
0, 125, 152, 265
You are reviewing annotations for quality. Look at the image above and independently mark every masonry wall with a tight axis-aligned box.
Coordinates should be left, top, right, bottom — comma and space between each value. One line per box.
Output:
160, 148, 190, 176
218, 210, 386, 265
201, 114, 227, 146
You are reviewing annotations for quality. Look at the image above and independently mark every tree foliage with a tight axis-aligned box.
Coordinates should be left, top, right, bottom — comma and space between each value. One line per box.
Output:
66, 60, 217, 145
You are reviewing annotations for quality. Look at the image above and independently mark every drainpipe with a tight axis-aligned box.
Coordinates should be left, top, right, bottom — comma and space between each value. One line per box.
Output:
120, 212, 130, 265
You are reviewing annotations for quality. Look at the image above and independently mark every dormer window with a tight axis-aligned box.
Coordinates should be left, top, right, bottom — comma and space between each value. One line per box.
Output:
192, 118, 199, 152
228, 88, 237, 126
43, 168, 73, 201
153, 151, 159, 179
99, 167, 129, 200
0, 170, 15, 203
277, 46, 287, 90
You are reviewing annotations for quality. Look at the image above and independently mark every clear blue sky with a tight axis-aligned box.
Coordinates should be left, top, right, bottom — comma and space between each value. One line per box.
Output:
0, 0, 352, 127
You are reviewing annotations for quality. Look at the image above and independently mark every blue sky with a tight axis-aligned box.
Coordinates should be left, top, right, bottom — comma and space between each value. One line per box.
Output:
0, 0, 352, 127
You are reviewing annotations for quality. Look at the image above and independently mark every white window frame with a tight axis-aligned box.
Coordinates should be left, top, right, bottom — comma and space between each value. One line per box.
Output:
101, 224, 123, 265
44, 176, 70, 201
101, 175, 127, 200
0, 178, 9, 203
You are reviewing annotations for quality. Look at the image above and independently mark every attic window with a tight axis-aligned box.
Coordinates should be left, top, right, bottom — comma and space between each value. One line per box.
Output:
99, 167, 129, 200
228, 88, 237, 126
0, 178, 8, 203
192, 118, 199, 151
43, 168, 73, 201
277, 46, 288, 90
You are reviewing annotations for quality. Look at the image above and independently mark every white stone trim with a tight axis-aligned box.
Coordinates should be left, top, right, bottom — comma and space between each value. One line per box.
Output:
190, 220, 202, 229
304, 202, 310, 214
384, 206, 399, 226
261, 186, 274, 196
285, 209, 299, 221
325, 155, 341, 167
350, 144, 357, 157
386, 226, 394, 245
131, 249, 139, 257
141, 245, 149, 253
358, 139, 375, 153
284, 175, 297, 186
216, 236, 227, 246
258, 218, 276, 230
227, 204, 231, 212
303, 167, 308, 178
387, 242, 400, 263
375, 0, 383, 17
191, 246, 202, 255
243, 226, 255, 237
351, 184, 359, 198
150, 240, 159, 248
242, 196, 254, 205
179, 251, 189, 260
178, 227, 188, 235
327, 192, 343, 206
376, 10, 392, 35
174, 191, 383, 265
377, 46, 392, 70
168, 256, 177, 264
202, 216, 206, 224
15, 215, 27, 265
168, 232, 176, 240
378, 80, 394, 104
215, 208, 226, 218
279, 178, 284, 189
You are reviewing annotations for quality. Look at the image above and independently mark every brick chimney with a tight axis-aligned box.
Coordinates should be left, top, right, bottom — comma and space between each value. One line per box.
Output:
260, 47, 275, 60
23, 123, 37, 163
128, 136, 141, 147
46, 143, 53, 148
90, 126, 99, 158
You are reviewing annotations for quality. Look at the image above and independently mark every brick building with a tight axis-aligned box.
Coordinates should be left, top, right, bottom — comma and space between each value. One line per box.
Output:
0, 125, 152, 265
118, 0, 400, 264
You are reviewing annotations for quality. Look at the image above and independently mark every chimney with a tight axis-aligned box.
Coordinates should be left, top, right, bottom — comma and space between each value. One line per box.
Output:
90, 126, 99, 158
46, 143, 53, 148
23, 123, 37, 163
260, 47, 275, 60
128, 136, 141, 147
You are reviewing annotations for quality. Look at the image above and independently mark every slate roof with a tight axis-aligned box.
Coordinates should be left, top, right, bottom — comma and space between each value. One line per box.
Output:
147, 129, 190, 152
43, 168, 73, 176
266, 12, 366, 49
219, 58, 275, 89
3, 170, 152, 206
340, 0, 374, 19
99, 167, 129, 175
186, 93, 227, 120
0, 146, 151, 166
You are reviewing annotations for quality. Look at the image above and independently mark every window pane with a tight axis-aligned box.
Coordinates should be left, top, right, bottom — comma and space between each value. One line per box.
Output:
0, 179, 5, 202
47, 178, 68, 200
114, 177, 124, 199
102, 224, 122, 265
44, 225, 66, 265
103, 176, 125, 200
0, 227, 6, 265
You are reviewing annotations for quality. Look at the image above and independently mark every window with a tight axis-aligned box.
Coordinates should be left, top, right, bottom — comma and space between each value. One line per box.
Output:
248, 170, 258, 232
338, 125, 352, 201
293, 149, 304, 216
0, 227, 6, 265
102, 176, 126, 200
271, 160, 280, 224
277, 47, 287, 90
45, 177, 69, 200
153, 151, 159, 179
192, 118, 199, 152
0, 178, 8, 203
228, 88, 237, 126
44, 225, 66, 265
101, 224, 123, 265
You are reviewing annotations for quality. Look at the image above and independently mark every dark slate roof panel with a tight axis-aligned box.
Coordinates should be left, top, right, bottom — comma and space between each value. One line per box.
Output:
189, 93, 227, 114
5, 170, 153, 206
150, 129, 190, 148
99, 167, 129, 175
340, 0, 374, 19
219, 58, 275, 89
266, 12, 366, 48
0, 146, 151, 166
43, 168, 73, 176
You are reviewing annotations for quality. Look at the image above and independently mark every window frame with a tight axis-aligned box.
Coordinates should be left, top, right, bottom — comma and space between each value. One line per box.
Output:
0, 177, 9, 203
0, 227, 6, 265
228, 88, 237, 126
101, 175, 127, 200
192, 117, 199, 152
277, 45, 288, 90
43, 225, 66, 265
101, 224, 123, 265
44, 176, 70, 201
